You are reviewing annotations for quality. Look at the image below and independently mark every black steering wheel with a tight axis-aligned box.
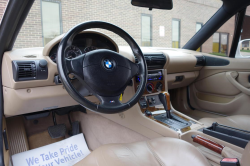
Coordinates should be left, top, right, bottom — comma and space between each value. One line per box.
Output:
57, 21, 147, 114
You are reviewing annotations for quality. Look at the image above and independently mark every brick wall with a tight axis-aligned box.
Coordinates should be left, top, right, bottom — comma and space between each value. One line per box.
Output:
0, 0, 240, 55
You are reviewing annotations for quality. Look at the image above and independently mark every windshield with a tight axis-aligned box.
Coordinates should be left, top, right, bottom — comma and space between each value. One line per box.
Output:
9, 0, 223, 51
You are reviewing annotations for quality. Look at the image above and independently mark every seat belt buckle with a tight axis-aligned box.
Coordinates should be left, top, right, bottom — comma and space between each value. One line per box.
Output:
220, 158, 240, 166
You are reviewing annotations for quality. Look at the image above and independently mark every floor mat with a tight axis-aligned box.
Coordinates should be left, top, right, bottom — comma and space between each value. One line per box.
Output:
28, 130, 64, 150
12, 133, 90, 166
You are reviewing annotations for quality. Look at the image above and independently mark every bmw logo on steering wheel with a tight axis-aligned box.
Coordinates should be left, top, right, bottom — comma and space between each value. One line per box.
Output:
103, 59, 113, 69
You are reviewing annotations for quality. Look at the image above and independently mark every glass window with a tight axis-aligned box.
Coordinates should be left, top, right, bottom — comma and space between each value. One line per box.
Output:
41, 0, 62, 45
237, 6, 250, 57
172, 19, 180, 48
212, 32, 229, 56
196, 23, 203, 51
220, 33, 229, 54
12, 0, 223, 49
196, 23, 203, 32
141, 15, 152, 47
213, 33, 220, 53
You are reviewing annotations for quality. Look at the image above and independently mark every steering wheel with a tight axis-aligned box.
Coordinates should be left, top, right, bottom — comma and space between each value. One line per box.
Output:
57, 21, 147, 114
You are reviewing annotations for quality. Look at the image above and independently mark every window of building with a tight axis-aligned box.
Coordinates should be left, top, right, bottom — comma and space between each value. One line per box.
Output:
212, 32, 229, 56
172, 19, 180, 48
141, 14, 152, 46
41, 0, 62, 45
196, 22, 203, 51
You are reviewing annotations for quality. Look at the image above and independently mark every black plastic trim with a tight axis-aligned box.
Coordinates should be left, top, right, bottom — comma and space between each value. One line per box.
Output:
183, 0, 250, 51
203, 123, 250, 148
135, 53, 166, 69
2, 129, 8, 151
203, 56, 230, 66
195, 55, 206, 66
229, 8, 246, 58
12, 60, 48, 81
0, 1, 35, 165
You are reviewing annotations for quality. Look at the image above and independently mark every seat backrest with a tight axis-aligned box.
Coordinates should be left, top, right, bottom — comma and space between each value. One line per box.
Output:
241, 141, 250, 166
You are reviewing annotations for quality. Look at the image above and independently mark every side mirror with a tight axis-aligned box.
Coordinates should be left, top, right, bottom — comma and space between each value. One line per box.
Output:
131, 0, 173, 10
236, 39, 250, 58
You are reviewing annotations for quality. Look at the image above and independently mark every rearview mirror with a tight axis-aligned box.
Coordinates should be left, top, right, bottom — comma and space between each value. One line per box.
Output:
131, 0, 173, 10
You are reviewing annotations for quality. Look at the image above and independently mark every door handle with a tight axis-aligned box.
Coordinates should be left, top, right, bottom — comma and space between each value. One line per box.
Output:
226, 71, 250, 95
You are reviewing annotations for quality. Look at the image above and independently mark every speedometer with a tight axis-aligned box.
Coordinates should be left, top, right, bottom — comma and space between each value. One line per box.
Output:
65, 45, 82, 59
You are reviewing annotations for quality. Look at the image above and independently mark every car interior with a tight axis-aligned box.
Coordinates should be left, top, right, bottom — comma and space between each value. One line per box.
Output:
1, 0, 250, 166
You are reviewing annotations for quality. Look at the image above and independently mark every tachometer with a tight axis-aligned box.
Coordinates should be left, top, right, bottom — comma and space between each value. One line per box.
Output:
65, 45, 82, 59
84, 46, 97, 53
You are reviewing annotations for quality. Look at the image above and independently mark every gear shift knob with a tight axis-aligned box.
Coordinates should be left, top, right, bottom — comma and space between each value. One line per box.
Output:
158, 92, 172, 118
158, 92, 171, 111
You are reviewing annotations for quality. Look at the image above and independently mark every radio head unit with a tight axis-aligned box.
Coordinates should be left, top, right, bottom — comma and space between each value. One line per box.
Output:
136, 70, 163, 82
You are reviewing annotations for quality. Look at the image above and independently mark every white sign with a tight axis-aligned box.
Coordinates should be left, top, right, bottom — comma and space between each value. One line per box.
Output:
12, 133, 90, 166
159, 26, 165, 37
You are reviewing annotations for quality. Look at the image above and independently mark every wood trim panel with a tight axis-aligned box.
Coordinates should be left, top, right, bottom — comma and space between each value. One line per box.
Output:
193, 135, 224, 154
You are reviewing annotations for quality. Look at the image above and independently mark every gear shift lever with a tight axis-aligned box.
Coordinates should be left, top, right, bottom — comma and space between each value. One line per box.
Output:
158, 93, 172, 119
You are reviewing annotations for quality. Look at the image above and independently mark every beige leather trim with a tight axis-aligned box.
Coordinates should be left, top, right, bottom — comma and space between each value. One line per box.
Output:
75, 137, 210, 166
197, 146, 222, 165
197, 53, 250, 81
241, 141, 250, 166
226, 71, 250, 95
99, 88, 180, 139
3, 85, 79, 117
196, 92, 235, 103
236, 72, 250, 88
42, 30, 119, 57
190, 84, 250, 115
2, 31, 119, 90
167, 71, 199, 90
194, 72, 241, 96
221, 147, 242, 159
2, 48, 58, 89
161, 49, 202, 74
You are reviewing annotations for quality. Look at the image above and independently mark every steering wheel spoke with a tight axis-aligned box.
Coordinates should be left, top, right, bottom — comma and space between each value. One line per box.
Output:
65, 54, 85, 80
128, 60, 140, 78
97, 95, 123, 107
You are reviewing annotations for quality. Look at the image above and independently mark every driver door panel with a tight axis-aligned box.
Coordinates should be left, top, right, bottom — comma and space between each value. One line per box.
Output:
189, 55, 250, 116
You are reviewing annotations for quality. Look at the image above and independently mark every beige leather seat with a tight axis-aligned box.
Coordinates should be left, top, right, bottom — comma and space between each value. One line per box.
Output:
199, 115, 250, 130
75, 137, 210, 166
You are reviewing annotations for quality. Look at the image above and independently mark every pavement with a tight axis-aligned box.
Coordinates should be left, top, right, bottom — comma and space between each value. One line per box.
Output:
240, 51, 250, 56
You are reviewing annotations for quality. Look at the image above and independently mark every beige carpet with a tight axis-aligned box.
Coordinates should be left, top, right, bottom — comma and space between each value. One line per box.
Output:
28, 130, 64, 149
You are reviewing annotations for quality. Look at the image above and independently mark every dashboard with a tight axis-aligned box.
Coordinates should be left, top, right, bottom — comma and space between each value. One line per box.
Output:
1, 29, 207, 117
49, 33, 118, 63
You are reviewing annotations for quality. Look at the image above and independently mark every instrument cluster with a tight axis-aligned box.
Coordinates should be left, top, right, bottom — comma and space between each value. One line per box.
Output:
49, 33, 117, 63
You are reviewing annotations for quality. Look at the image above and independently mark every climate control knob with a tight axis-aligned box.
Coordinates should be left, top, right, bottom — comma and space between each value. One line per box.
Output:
156, 82, 163, 92
146, 83, 154, 93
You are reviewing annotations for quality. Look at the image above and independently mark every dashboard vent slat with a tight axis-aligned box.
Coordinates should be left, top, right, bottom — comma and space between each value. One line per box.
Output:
135, 53, 167, 69
17, 62, 36, 79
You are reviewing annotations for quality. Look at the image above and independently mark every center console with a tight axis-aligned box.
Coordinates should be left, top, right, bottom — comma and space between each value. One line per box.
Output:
134, 63, 197, 133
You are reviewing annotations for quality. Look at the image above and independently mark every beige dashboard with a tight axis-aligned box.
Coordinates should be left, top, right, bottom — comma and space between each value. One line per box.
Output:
2, 31, 203, 117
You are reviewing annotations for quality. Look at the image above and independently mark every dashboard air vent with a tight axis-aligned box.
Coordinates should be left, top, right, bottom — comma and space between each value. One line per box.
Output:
17, 62, 36, 78
135, 53, 167, 69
